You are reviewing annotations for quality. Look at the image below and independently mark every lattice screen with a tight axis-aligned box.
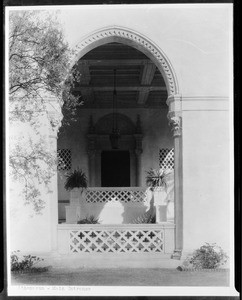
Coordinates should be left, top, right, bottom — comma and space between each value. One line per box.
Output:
57, 149, 72, 170
159, 148, 174, 170
70, 229, 164, 253
86, 188, 147, 203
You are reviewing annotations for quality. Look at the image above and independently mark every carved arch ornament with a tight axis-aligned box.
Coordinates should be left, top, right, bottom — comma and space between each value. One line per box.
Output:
94, 113, 136, 135
71, 26, 179, 96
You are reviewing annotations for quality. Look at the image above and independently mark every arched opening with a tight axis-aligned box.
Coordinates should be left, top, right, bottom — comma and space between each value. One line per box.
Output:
57, 28, 182, 257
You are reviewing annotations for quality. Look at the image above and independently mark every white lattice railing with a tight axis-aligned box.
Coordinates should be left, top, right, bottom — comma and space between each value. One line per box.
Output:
84, 187, 148, 203
57, 224, 175, 254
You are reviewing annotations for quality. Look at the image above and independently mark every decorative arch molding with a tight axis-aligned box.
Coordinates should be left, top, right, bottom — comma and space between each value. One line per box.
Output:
94, 113, 136, 135
72, 26, 179, 96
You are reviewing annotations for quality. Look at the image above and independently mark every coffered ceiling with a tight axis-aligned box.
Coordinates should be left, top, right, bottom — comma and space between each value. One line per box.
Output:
72, 42, 168, 109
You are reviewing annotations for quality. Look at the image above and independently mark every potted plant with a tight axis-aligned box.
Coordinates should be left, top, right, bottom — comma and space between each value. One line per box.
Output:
146, 168, 171, 223
64, 168, 87, 206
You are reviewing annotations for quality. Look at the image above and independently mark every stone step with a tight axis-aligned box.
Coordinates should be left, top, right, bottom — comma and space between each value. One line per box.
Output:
36, 252, 181, 269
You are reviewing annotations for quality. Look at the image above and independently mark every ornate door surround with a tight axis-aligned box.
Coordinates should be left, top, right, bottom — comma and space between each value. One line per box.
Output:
87, 113, 143, 187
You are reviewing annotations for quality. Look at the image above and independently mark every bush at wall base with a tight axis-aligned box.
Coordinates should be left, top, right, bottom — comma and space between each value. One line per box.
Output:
178, 243, 228, 271
11, 251, 49, 273
77, 215, 100, 224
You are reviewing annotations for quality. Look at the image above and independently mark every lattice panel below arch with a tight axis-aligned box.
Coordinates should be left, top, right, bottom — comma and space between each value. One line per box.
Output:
57, 149, 72, 171
159, 148, 174, 170
70, 229, 164, 253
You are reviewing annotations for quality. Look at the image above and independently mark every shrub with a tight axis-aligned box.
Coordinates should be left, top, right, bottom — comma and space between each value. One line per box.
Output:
146, 168, 170, 191
132, 213, 156, 224
77, 215, 100, 224
11, 251, 47, 272
189, 243, 228, 269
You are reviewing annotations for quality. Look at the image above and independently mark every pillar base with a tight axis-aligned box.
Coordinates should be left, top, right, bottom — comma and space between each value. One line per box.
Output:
65, 205, 81, 224
171, 249, 182, 260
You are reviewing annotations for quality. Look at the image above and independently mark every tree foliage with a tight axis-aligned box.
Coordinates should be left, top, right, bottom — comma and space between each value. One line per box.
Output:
9, 10, 80, 213
9, 10, 80, 123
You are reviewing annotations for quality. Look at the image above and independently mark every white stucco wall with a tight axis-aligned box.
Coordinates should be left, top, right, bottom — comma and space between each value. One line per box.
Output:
59, 4, 232, 97
9, 182, 53, 252
182, 104, 231, 253
8, 116, 58, 252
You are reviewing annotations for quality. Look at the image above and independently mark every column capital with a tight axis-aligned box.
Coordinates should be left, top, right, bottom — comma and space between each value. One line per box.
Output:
45, 97, 63, 135
133, 133, 143, 140
86, 133, 97, 150
86, 133, 97, 139
48, 111, 63, 135
87, 149, 96, 157
133, 134, 143, 154
166, 94, 182, 112
135, 149, 143, 156
88, 115, 96, 134
168, 111, 182, 137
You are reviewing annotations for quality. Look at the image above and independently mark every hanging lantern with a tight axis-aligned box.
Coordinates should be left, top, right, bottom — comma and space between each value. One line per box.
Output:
109, 69, 120, 149
110, 128, 120, 149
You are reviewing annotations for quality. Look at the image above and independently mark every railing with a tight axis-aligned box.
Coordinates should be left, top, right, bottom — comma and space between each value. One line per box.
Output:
84, 187, 149, 203
57, 223, 175, 254
66, 186, 173, 224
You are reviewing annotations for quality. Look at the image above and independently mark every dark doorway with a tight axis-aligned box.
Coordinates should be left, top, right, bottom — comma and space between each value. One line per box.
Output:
101, 151, 130, 187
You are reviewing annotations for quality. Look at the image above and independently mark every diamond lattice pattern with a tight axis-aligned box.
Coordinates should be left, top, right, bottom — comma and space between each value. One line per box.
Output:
159, 148, 174, 170
86, 188, 147, 203
70, 229, 164, 253
57, 149, 72, 171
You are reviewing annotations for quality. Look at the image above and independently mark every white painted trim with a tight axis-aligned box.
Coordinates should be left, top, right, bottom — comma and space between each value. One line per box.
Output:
71, 26, 179, 96
181, 96, 230, 111
57, 223, 175, 230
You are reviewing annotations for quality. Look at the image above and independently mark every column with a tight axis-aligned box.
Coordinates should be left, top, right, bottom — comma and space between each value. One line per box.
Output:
86, 134, 97, 187
87, 149, 96, 187
46, 98, 63, 252
135, 149, 142, 186
166, 94, 183, 259
134, 134, 143, 187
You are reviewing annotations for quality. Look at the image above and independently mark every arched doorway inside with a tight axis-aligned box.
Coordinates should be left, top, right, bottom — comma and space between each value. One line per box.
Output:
87, 112, 140, 187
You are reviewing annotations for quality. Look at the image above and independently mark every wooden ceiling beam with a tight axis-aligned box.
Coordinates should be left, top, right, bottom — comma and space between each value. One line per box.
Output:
81, 59, 150, 66
73, 86, 166, 92
77, 61, 91, 84
138, 62, 157, 104
76, 61, 95, 102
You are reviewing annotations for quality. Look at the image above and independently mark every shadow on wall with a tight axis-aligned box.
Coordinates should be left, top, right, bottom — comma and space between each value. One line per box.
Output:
77, 202, 106, 223
121, 191, 155, 224
79, 189, 155, 224
80, 201, 147, 224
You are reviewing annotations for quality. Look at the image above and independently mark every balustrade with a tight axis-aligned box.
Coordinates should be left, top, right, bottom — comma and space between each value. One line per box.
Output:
57, 223, 175, 254
65, 186, 173, 224
84, 187, 149, 203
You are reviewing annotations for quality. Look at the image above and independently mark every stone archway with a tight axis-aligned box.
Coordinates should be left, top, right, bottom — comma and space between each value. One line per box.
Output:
72, 26, 179, 96
54, 26, 183, 257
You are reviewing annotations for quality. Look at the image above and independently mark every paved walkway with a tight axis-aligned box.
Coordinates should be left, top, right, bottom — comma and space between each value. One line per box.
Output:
29, 252, 182, 269
11, 268, 229, 286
